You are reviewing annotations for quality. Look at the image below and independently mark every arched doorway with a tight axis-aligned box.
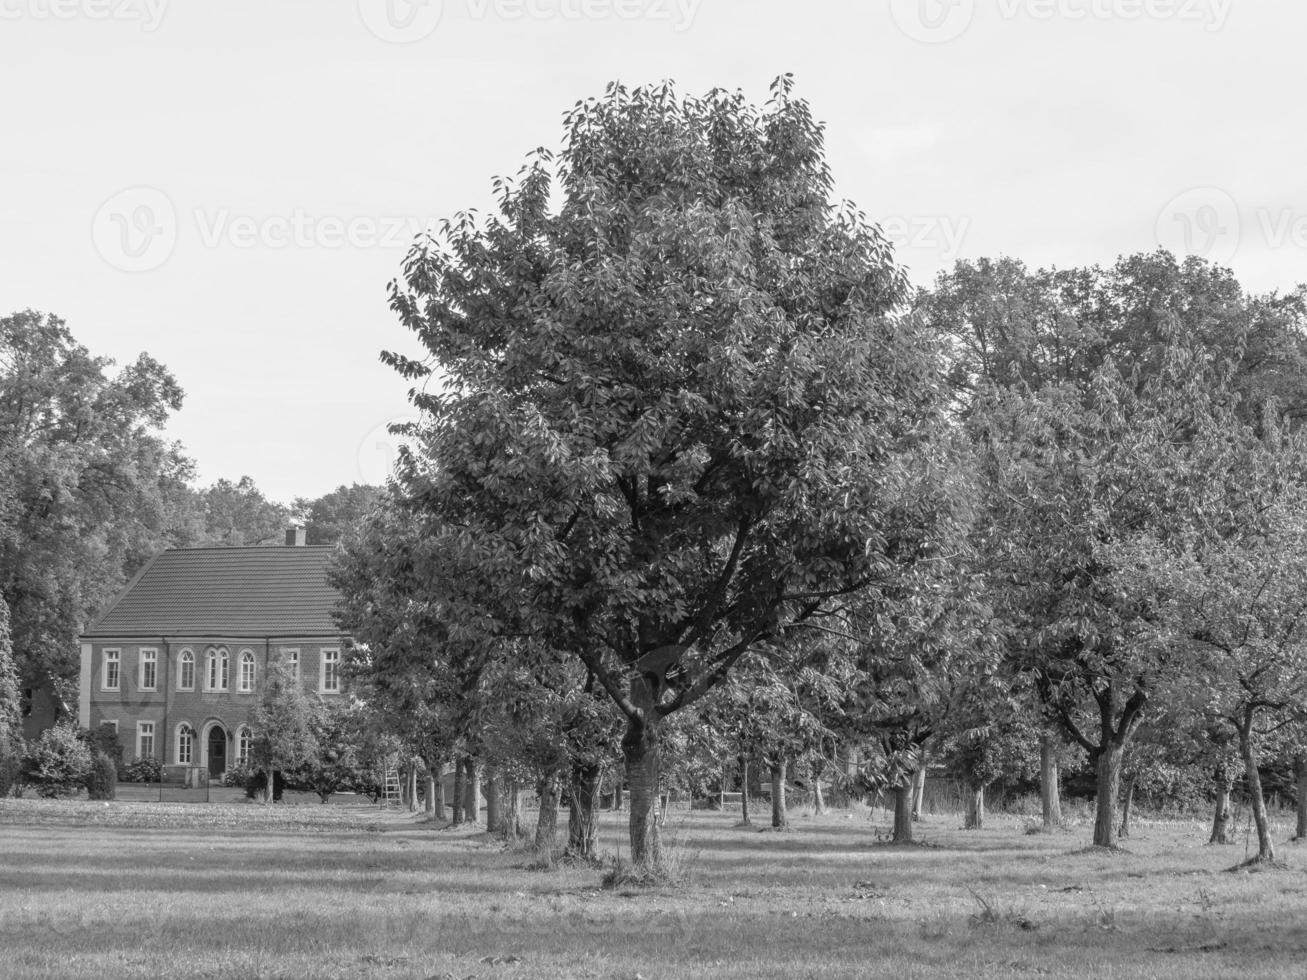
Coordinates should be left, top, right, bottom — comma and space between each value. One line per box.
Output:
207, 724, 228, 779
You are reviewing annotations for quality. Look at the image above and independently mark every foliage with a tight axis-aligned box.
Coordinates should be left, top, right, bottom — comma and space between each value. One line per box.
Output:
0, 310, 193, 687
21, 722, 92, 797
117, 757, 161, 784
248, 659, 321, 780
193, 476, 290, 547
84, 750, 117, 801
0, 598, 20, 757
369, 77, 957, 866
293, 484, 381, 546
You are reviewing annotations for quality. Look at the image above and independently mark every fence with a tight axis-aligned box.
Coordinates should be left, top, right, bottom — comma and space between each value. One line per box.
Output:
115, 765, 212, 803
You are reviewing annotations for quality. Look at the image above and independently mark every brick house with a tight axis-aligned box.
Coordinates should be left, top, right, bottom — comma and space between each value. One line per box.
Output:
77, 531, 349, 781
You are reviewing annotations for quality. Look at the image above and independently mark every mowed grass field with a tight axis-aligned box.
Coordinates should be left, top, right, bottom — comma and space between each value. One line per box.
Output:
2, 798, 1307, 979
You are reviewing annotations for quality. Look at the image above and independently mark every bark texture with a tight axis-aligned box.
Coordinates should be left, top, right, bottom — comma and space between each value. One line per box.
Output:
567, 760, 601, 860
1040, 735, 1063, 830
892, 783, 914, 843
770, 758, 789, 829
1209, 766, 1234, 845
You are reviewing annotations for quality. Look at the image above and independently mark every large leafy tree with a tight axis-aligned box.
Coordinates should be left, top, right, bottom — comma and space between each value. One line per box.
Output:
0, 310, 192, 690
293, 484, 381, 546
375, 78, 951, 869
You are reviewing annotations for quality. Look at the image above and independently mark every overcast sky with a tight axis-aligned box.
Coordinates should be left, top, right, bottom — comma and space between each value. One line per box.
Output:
2, 0, 1304, 503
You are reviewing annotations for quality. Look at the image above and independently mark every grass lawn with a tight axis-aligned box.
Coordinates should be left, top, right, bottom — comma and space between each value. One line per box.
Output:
2, 797, 1307, 979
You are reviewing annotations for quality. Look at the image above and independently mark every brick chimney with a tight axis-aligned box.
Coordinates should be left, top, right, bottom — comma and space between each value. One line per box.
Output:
285, 526, 307, 547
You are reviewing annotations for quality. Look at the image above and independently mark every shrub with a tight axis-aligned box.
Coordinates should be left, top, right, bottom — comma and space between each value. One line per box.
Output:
0, 743, 22, 798
241, 768, 285, 802
22, 723, 93, 798
118, 758, 162, 784
85, 750, 117, 801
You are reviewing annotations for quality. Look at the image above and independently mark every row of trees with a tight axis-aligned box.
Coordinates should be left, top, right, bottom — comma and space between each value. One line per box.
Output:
331, 77, 1307, 876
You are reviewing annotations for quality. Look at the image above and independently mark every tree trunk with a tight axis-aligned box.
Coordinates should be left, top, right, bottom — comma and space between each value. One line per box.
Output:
1040, 735, 1063, 830
770, 758, 789, 829
739, 754, 751, 826
892, 783, 914, 843
718, 763, 727, 811
504, 780, 522, 840
463, 757, 480, 825
1295, 758, 1307, 842
534, 770, 560, 852
1238, 712, 1275, 863
433, 769, 446, 822
1118, 774, 1137, 839
567, 760, 601, 860
424, 775, 435, 815
1210, 766, 1234, 845
1092, 744, 1123, 848
964, 781, 985, 830
485, 766, 502, 834
451, 759, 465, 826
407, 764, 419, 812
622, 708, 663, 871
812, 763, 825, 815
911, 751, 927, 821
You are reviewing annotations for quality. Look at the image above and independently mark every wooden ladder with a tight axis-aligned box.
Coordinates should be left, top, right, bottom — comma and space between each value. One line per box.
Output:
382, 767, 402, 808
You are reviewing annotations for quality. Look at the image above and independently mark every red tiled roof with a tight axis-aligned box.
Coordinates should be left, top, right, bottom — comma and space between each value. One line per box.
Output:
83, 547, 344, 638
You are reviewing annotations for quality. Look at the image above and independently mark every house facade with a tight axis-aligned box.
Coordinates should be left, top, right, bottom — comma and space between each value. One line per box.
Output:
77, 532, 349, 781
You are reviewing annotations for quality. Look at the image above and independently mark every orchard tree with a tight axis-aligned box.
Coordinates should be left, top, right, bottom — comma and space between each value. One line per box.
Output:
1123, 483, 1307, 864
980, 345, 1279, 848
376, 78, 953, 871
248, 659, 320, 802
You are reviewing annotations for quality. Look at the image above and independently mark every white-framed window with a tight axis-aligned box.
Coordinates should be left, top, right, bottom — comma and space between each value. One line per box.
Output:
139, 648, 158, 691
177, 649, 195, 691
102, 649, 121, 691
176, 723, 194, 765
238, 650, 256, 692
205, 646, 229, 691
136, 721, 155, 761
320, 647, 341, 693
281, 647, 299, 682
236, 726, 252, 766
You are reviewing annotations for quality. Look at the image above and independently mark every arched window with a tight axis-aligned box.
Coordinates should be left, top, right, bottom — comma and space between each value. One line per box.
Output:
236, 726, 252, 766
178, 649, 195, 691
176, 723, 195, 765
238, 650, 256, 692
205, 647, 229, 691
